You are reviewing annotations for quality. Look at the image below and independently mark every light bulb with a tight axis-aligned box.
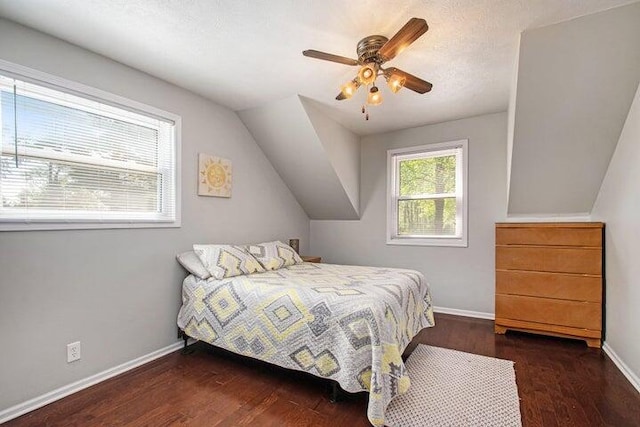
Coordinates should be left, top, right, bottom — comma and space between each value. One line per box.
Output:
340, 79, 360, 99
386, 73, 406, 93
367, 86, 383, 106
358, 64, 377, 85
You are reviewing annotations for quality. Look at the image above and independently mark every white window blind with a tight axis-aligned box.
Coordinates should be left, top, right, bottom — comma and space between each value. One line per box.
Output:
0, 69, 178, 229
387, 140, 468, 247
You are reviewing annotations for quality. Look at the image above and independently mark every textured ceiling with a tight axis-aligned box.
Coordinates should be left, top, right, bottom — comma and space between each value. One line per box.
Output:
0, 0, 637, 135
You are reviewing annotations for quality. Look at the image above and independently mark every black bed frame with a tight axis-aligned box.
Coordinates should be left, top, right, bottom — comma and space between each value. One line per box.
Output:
177, 328, 421, 403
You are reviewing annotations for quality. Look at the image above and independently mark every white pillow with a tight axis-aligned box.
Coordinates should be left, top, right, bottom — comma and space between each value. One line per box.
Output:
176, 251, 211, 280
193, 244, 265, 279
245, 240, 303, 271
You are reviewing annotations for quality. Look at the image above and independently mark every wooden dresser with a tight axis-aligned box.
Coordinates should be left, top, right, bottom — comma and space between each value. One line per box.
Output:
495, 222, 604, 347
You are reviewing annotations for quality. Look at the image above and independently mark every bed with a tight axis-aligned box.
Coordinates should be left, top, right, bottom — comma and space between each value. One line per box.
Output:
177, 261, 434, 426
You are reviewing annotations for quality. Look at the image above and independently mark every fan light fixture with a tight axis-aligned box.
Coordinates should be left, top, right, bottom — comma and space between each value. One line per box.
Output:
341, 65, 401, 107
358, 64, 378, 85
340, 79, 361, 99
341, 65, 394, 121
367, 85, 382, 105
303, 17, 433, 121
386, 72, 406, 93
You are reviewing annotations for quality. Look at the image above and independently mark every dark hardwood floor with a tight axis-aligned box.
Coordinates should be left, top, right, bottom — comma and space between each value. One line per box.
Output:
6, 313, 640, 426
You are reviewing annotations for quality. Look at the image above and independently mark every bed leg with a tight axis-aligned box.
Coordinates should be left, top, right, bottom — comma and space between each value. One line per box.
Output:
179, 329, 195, 355
329, 381, 340, 403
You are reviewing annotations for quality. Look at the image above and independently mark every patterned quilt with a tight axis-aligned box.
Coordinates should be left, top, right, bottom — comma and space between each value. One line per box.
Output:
177, 262, 434, 426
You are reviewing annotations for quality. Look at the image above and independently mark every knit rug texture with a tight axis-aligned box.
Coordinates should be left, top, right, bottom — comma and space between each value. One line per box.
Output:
385, 345, 522, 427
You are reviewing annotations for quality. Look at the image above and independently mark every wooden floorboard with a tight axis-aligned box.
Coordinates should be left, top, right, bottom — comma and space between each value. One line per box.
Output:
5, 313, 640, 426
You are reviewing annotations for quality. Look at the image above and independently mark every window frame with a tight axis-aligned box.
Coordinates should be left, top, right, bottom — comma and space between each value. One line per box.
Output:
386, 139, 468, 247
0, 59, 181, 231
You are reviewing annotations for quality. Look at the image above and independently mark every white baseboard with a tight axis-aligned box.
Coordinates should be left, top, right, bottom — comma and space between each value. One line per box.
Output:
0, 339, 194, 424
433, 306, 495, 320
602, 342, 640, 394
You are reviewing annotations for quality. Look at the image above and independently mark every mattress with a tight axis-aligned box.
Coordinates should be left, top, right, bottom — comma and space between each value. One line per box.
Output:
177, 262, 434, 426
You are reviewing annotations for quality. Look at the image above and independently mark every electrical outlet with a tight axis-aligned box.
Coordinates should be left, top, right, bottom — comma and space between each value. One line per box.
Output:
67, 341, 81, 363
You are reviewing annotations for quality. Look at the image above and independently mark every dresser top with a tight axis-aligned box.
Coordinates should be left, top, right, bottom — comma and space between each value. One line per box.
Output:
496, 222, 604, 228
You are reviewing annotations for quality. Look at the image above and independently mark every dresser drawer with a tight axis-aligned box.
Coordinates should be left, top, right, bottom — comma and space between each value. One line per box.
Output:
496, 294, 601, 331
496, 270, 601, 302
496, 225, 602, 247
496, 246, 601, 275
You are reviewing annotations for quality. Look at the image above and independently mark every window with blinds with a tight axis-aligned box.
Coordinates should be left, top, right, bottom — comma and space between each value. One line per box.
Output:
0, 66, 179, 230
387, 140, 468, 247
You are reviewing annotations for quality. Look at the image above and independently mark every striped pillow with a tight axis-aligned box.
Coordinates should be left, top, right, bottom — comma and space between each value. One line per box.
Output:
246, 240, 303, 271
193, 244, 265, 279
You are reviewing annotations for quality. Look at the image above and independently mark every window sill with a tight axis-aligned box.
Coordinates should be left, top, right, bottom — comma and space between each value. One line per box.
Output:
0, 220, 181, 232
386, 237, 468, 247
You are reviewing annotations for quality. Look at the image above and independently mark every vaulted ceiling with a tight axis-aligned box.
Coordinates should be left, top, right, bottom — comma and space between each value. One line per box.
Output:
0, 0, 636, 136
1, 0, 639, 220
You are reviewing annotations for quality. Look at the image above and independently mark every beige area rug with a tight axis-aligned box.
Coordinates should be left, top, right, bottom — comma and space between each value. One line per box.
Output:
385, 345, 522, 427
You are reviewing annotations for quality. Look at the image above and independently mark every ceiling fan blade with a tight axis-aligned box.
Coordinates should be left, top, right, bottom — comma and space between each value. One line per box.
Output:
336, 91, 347, 100
303, 49, 359, 66
386, 67, 433, 94
378, 18, 428, 62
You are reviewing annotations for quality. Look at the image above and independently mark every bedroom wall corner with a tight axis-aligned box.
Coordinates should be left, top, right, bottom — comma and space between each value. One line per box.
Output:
591, 83, 640, 392
0, 18, 310, 415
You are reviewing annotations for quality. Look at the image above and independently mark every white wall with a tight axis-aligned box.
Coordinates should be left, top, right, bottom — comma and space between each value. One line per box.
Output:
592, 83, 640, 389
0, 19, 309, 412
310, 112, 507, 314
508, 2, 640, 215
506, 34, 520, 199
301, 96, 360, 215
239, 96, 359, 219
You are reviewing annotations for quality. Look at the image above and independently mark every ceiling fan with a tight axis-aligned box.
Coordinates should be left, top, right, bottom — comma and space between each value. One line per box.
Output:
303, 17, 432, 119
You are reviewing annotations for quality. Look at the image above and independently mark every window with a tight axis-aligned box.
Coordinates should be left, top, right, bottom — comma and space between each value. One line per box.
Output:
0, 61, 180, 230
387, 140, 468, 247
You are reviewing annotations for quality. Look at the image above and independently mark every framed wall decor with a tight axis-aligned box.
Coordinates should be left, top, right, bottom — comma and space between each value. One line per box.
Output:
198, 153, 232, 197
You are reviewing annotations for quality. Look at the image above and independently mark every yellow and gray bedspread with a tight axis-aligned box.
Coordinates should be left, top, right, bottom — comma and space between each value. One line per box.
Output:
177, 262, 434, 426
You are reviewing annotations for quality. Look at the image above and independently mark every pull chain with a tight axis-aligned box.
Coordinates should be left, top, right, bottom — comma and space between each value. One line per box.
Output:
360, 84, 370, 121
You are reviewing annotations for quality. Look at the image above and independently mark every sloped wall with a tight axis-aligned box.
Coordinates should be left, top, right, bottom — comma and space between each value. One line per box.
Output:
300, 97, 360, 215
592, 83, 640, 391
508, 2, 640, 216
239, 96, 359, 219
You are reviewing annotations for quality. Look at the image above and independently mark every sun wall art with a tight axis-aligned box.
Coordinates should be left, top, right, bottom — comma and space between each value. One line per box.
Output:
198, 154, 232, 197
